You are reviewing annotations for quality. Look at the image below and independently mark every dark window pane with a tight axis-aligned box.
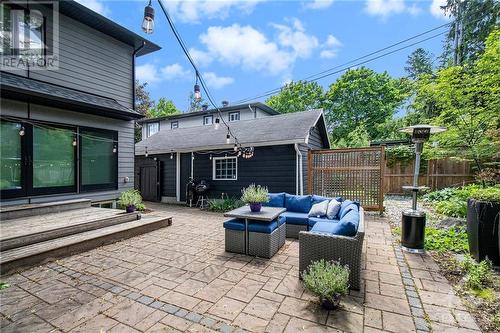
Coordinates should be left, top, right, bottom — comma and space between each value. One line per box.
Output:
33, 126, 75, 188
0, 121, 22, 190
81, 130, 116, 186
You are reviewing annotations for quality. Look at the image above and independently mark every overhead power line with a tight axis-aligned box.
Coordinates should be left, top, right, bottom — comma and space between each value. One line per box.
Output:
232, 22, 452, 104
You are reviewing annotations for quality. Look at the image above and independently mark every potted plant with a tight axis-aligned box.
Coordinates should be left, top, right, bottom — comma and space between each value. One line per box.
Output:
241, 184, 269, 212
466, 186, 500, 265
118, 189, 143, 213
302, 259, 349, 310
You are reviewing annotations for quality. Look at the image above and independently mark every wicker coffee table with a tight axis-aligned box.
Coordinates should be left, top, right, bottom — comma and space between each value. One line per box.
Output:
224, 206, 286, 255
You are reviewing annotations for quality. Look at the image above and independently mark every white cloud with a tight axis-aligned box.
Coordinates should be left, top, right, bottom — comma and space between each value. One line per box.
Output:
193, 19, 319, 76
320, 34, 342, 59
164, 0, 263, 23
203, 72, 234, 89
74, 0, 110, 16
305, 0, 334, 10
365, 0, 406, 17
189, 48, 213, 67
136, 63, 191, 84
430, 0, 448, 19
161, 63, 191, 80
271, 18, 319, 58
407, 3, 422, 16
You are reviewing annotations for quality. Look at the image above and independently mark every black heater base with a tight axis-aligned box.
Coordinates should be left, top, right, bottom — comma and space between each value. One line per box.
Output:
401, 210, 426, 253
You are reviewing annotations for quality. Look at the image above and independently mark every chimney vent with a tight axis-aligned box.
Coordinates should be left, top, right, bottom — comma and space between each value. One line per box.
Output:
222, 101, 229, 107
202, 104, 208, 111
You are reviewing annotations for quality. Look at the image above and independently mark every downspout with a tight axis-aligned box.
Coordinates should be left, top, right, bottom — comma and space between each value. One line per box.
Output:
176, 152, 180, 202
294, 144, 304, 195
132, 41, 146, 111
191, 152, 194, 179
248, 104, 256, 118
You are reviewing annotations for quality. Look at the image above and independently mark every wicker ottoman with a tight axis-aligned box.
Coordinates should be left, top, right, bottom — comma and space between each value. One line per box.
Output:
285, 223, 308, 238
223, 219, 246, 254
248, 222, 285, 258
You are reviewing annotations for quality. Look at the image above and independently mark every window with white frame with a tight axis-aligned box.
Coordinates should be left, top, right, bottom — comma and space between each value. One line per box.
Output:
146, 122, 159, 137
228, 112, 240, 122
171, 121, 179, 129
203, 115, 213, 125
213, 156, 237, 180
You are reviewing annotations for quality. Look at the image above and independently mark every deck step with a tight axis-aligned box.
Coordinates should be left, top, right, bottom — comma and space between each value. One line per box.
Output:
0, 211, 141, 251
0, 199, 92, 220
0, 215, 172, 276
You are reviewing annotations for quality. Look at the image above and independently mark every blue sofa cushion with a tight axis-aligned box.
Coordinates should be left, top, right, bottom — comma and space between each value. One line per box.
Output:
277, 215, 286, 226
310, 221, 340, 234
308, 217, 339, 228
339, 200, 359, 219
280, 211, 309, 225
248, 220, 278, 233
310, 210, 359, 237
223, 219, 245, 231
265, 192, 285, 208
285, 194, 312, 213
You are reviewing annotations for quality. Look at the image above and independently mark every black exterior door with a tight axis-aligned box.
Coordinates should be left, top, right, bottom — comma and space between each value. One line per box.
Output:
139, 161, 161, 202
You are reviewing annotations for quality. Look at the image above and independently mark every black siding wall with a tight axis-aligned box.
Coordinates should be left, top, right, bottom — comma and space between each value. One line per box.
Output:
135, 154, 176, 198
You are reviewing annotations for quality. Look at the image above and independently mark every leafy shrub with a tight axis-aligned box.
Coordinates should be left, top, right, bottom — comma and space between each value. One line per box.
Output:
118, 189, 142, 208
470, 187, 500, 203
385, 145, 416, 167
302, 260, 349, 299
425, 227, 469, 253
241, 184, 269, 204
136, 203, 146, 211
423, 187, 460, 203
461, 257, 493, 290
207, 198, 243, 212
435, 198, 467, 218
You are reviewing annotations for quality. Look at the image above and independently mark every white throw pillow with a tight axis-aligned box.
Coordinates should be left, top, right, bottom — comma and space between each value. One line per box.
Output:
326, 199, 341, 219
308, 200, 329, 217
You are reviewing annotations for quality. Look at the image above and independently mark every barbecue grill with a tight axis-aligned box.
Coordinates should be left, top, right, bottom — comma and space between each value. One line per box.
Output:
195, 180, 210, 208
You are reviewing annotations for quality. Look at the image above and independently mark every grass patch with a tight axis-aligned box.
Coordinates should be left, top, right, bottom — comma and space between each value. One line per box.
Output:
392, 226, 468, 253
0, 282, 10, 290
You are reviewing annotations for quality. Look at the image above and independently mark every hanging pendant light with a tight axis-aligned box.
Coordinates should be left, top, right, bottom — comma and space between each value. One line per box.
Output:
194, 73, 201, 101
145, 146, 149, 158
214, 118, 220, 130
142, 0, 155, 34
226, 131, 230, 144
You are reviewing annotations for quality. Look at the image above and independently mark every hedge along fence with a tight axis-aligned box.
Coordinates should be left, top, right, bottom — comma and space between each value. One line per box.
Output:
383, 158, 475, 194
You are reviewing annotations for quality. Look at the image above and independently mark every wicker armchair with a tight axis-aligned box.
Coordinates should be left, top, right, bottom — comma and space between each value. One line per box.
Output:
298, 208, 365, 290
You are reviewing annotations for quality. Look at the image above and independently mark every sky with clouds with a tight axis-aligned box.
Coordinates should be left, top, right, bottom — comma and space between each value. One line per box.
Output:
76, 0, 449, 112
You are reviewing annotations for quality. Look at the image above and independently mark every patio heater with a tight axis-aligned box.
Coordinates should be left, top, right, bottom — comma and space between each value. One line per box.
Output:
399, 125, 446, 253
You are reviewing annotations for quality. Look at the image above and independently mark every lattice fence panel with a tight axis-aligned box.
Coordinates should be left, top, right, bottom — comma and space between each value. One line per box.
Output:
308, 147, 385, 212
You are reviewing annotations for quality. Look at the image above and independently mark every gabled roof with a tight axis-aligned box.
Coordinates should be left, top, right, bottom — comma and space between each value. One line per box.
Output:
138, 102, 279, 124
1, 72, 143, 120
136, 109, 328, 155
58, 1, 160, 56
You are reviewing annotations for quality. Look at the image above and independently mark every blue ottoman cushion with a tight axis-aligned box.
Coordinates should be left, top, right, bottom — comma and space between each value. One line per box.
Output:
265, 192, 286, 208
248, 220, 278, 233
280, 211, 309, 225
223, 219, 245, 231
285, 194, 312, 213
308, 217, 339, 228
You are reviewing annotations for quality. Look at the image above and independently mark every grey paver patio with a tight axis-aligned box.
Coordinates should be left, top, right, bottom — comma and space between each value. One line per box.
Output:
0, 203, 481, 332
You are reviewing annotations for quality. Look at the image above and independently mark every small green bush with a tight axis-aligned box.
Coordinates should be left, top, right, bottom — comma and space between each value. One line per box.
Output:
425, 227, 469, 253
207, 198, 243, 212
118, 189, 142, 208
241, 184, 269, 204
461, 257, 493, 291
136, 203, 146, 211
435, 198, 467, 218
302, 260, 349, 299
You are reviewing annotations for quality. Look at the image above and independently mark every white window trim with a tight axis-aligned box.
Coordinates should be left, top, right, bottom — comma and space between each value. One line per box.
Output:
212, 156, 238, 181
228, 112, 240, 122
203, 115, 213, 125
146, 122, 160, 138
171, 121, 179, 129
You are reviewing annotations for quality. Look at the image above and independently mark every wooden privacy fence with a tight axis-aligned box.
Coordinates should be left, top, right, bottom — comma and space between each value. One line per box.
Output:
384, 158, 474, 194
308, 147, 385, 212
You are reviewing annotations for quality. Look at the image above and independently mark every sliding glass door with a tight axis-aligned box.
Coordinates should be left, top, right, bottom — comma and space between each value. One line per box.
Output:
0, 120, 25, 198
31, 125, 76, 195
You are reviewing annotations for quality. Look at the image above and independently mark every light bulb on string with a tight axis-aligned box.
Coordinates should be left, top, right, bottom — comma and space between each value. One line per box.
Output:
112, 145, 117, 153
194, 73, 201, 101
72, 136, 77, 147
209, 154, 212, 160
170, 151, 174, 159
226, 132, 230, 144
214, 118, 220, 130
233, 143, 238, 152
19, 126, 25, 136
145, 146, 149, 158
142, 0, 154, 34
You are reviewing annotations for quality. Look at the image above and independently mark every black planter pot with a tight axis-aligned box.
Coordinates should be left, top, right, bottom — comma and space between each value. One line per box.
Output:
126, 205, 136, 213
467, 199, 500, 265
320, 294, 341, 310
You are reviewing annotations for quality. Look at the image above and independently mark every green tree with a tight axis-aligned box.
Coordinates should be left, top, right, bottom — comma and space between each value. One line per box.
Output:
419, 29, 500, 172
134, 81, 154, 142
440, 0, 499, 65
331, 122, 371, 148
405, 48, 434, 80
266, 81, 324, 114
147, 98, 181, 118
324, 67, 409, 143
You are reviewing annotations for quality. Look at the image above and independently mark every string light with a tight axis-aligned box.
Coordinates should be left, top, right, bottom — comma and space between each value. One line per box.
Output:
226, 132, 230, 144
112, 145, 117, 153
194, 73, 201, 101
209, 154, 212, 160
72, 136, 77, 147
145, 146, 149, 157
19, 126, 25, 136
233, 143, 238, 152
142, 0, 154, 34
170, 151, 174, 159
214, 118, 220, 130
